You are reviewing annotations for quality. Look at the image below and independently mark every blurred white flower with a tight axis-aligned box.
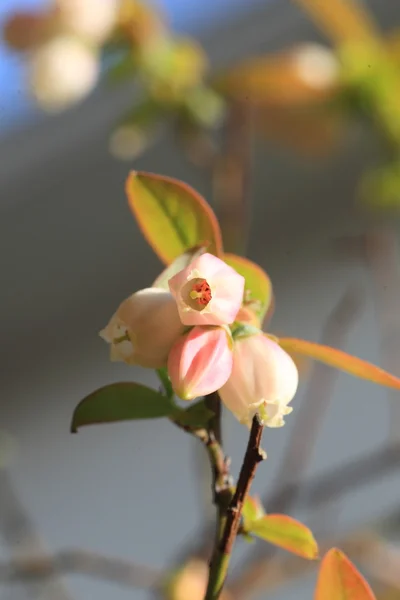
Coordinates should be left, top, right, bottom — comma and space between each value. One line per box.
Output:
54, 0, 118, 44
29, 35, 100, 111
292, 43, 339, 90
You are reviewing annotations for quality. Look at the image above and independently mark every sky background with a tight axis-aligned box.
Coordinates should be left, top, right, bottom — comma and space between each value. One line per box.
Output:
0, 0, 260, 132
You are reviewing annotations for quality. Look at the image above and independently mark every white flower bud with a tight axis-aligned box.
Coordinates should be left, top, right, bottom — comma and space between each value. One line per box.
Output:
100, 288, 186, 369
292, 43, 339, 90
219, 333, 298, 427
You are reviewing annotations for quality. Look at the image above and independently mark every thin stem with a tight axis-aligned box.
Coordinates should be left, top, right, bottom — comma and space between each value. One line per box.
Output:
213, 101, 252, 255
204, 415, 265, 600
168, 393, 232, 572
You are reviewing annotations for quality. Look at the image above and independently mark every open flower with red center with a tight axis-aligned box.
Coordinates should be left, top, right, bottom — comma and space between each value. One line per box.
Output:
168, 253, 245, 326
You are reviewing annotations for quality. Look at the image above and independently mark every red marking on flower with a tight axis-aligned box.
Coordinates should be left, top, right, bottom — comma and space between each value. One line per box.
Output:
192, 281, 212, 306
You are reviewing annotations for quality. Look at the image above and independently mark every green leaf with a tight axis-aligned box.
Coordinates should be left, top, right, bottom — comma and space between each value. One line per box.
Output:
153, 245, 207, 289
224, 253, 273, 324
71, 383, 174, 433
242, 495, 265, 530
278, 337, 400, 390
315, 548, 376, 600
126, 171, 223, 265
249, 514, 319, 559
173, 399, 215, 429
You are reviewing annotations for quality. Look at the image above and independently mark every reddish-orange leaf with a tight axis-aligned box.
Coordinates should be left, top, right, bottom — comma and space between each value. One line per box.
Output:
278, 338, 400, 390
249, 514, 319, 559
315, 548, 376, 600
126, 171, 223, 265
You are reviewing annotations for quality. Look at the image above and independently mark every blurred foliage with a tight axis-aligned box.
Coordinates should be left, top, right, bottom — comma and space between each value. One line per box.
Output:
2, 0, 400, 208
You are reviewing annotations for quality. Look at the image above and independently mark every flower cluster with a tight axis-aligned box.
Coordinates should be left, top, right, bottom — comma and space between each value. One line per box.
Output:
100, 253, 298, 427
4, 0, 118, 111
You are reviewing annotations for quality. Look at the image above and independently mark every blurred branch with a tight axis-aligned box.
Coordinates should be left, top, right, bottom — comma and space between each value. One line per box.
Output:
213, 102, 253, 255
0, 517, 398, 596
267, 286, 365, 510
363, 228, 400, 442
362, 538, 400, 590
0, 550, 163, 589
0, 470, 74, 600
268, 439, 400, 511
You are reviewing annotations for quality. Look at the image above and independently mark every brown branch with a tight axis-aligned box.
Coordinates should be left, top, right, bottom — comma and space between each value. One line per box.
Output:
168, 436, 400, 574
220, 415, 265, 556
204, 415, 265, 600
229, 287, 364, 593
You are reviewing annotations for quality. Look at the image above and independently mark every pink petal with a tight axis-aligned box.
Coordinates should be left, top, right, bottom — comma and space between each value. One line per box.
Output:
168, 326, 233, 400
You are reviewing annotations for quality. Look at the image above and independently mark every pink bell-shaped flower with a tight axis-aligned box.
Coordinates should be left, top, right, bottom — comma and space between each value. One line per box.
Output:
168, 325, 233, 400
168, 253, 245, 327
219, 333, 298, 427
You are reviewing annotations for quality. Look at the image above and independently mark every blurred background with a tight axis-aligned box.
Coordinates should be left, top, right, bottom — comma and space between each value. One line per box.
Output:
1, 0, 400, 599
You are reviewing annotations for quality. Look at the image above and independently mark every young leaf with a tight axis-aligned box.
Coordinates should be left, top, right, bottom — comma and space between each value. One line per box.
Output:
249, 514, 319, 559
278, 338, 400, 390
315, 548, 376, 600
224, 253, 273, 324
242, 495, 265, 529
71, 383, 174, 432
152, 244, 207, 289
126, 171, 223, 265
